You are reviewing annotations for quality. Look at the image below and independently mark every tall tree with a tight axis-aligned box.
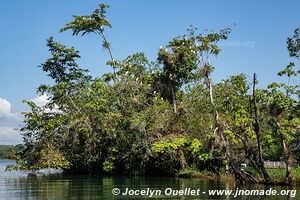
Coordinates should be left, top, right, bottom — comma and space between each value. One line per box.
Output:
156, 32, 197, 114
251, 73, 270, 182
195, 28, 231, 170
60, 4, 116, 79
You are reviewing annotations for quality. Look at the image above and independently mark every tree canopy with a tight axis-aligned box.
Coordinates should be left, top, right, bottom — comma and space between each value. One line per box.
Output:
9, 3, 300, 184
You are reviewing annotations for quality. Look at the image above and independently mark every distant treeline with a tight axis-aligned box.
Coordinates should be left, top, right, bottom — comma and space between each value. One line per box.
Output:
0, 145, 23, 159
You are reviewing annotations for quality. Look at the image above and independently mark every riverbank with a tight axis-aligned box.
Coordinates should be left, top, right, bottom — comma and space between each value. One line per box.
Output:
0, 159, 299, 200
176, 167, 300, 185
4, 158, 300, 186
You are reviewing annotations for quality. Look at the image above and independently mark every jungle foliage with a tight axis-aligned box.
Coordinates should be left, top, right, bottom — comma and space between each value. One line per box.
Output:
9, 4, 300, 184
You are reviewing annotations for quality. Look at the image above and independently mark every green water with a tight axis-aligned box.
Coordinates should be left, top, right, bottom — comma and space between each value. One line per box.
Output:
0, 160, 299, 200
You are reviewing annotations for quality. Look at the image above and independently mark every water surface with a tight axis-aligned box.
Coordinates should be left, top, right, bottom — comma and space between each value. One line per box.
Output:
0, 160, 298, 200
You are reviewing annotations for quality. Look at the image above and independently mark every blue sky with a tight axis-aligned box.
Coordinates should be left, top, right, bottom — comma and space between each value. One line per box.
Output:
0, 0, 299, 144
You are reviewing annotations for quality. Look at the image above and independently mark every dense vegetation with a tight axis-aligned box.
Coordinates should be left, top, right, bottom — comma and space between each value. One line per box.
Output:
0, 145, 23, 159
9, 4, 300, 184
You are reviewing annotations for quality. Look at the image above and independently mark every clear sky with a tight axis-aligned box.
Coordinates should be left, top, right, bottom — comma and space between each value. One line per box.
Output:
0, 0, 299, 144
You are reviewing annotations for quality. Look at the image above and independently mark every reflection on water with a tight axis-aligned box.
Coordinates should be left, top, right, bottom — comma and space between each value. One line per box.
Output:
0, 160, 298, 200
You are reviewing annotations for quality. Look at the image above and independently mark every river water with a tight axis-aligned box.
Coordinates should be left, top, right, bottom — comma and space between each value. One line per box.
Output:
0, 160, 299, 200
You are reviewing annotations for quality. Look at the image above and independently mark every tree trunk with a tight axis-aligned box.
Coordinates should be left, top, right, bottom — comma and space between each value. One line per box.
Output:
229, 128, 260, 173
98, 31, 117, 82
277, 122, 292, 184
252, 73, 270, 183
284, 143, 292, 184
205, 73, 229, 171
171, 85, 177, 114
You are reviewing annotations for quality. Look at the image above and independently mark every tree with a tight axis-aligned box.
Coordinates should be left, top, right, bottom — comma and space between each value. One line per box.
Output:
60, 4, 116, 78
259, 28, 300, 183
266, 82, 298, 184
287, 28, 300, 59
156, 31, 197, 114
13, 38, 93, 171
194, 28, 231, 170
251, 73, 270, 182
11, 3, 300, 184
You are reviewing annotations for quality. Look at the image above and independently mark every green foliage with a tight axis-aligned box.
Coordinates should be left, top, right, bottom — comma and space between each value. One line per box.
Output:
196, 28, 231, 55
12, 3, 300, 183
152, 137, 187, 152
103, 161, 114, 172
0, 145, 23, 159
37, 143, 71, 169
60, 3, 115, 73
267, 168, 300, 181
149, 135, 212, 174
287, 28, 300, 59
157, 35, 197, 88
60, 4, 111, 36
39, 37, 90, 84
